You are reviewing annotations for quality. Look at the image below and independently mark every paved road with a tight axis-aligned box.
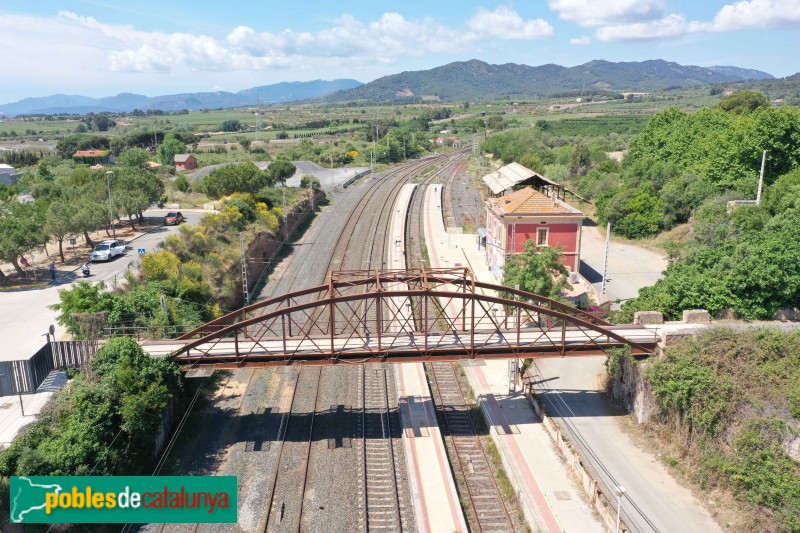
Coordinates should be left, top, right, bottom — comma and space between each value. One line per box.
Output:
536, 222, 720, 532
532, 356, 722, 533
579, 219, 667, 302
0, 209, 203, 361
85, 209, 203, 283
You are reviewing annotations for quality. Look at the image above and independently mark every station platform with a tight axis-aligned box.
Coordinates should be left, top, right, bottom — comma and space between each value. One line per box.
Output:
421, 184, 605, 533
388, 184, 468, 533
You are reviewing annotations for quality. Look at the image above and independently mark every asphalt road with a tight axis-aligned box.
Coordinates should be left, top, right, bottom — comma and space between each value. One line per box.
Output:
579, 219, 667, 303
0, 209, 203, 361
85, 209, 203, 283
535, 222, 720, 532
532, 357, 722, 533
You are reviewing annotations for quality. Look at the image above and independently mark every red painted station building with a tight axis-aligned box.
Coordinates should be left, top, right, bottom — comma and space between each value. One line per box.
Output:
484, 186, 584, 280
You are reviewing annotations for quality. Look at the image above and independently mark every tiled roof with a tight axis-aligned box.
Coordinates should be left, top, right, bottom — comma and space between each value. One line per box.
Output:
494, 187, 581, 215
174, 154, 194, 162
73, 150, 109, 157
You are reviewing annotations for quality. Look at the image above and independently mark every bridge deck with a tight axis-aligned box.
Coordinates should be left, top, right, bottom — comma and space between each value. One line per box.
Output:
142, 325, 658, 367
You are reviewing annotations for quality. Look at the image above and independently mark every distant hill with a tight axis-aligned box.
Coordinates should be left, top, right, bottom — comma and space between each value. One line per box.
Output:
320, 59, 775, 103
0, 79, 362, 116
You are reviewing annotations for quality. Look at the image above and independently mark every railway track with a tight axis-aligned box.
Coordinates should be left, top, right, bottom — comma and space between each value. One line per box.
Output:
358, 365, 405, 532
253, 153, 466, 533
404, 154, 518, 532
261, 367, 322, 533
426, 362, 516, 533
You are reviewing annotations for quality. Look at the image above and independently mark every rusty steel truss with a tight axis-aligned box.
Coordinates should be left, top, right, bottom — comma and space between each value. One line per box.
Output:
149, 269, 658, 368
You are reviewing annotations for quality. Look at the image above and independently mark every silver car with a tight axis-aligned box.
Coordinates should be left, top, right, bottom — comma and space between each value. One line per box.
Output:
90, 240, 125, 262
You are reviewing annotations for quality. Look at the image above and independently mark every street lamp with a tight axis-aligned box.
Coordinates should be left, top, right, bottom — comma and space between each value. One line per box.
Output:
615, 485, 626, 533
105, 170, 116, 240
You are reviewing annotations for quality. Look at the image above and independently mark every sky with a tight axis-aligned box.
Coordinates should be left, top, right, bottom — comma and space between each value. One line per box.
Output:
2, 0, 800, 102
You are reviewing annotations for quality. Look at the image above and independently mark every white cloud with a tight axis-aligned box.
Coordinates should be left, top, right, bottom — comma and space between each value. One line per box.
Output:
466, 6, 554, 40
549, 0, 666, 27
6, 9, 515, 79
583, 0, 800, 43
706, 0, 800, 31
595, 13, 702, 42
570, 36, 592, 45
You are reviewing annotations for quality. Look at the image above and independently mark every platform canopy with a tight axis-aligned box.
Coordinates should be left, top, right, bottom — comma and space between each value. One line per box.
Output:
482, 162, 588, 203
482, 162, 540, 195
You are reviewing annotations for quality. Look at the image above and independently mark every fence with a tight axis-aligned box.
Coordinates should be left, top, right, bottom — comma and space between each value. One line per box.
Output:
0, 340, 98, 396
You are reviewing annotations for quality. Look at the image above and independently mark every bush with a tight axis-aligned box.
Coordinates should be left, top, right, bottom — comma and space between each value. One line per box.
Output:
596, 185, 662, 238
300, 174, 321, 189
174, 174, 190, 192
645, 329, 800, 531
0, 338, 182, 481
220, 119, 243, 132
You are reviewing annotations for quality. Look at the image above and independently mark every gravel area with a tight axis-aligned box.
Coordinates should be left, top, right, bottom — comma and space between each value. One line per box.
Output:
448, 163, 482, 232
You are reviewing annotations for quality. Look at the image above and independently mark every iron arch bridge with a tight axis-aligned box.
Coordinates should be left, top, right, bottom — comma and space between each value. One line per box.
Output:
141, 269, 658, 368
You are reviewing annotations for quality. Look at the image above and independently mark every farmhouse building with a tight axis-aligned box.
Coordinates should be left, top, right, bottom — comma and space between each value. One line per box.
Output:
174, 154, 197, 171
484, 186, 583, 279
0, 164, 22, 185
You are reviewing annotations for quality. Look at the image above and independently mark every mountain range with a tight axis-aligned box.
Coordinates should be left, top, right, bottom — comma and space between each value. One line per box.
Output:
0, 79, 362, 116
320, 59, 774, 103
0, 59, 776, 115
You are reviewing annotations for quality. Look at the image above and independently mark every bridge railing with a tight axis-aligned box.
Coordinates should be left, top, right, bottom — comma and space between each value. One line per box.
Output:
163, 281, 658, 367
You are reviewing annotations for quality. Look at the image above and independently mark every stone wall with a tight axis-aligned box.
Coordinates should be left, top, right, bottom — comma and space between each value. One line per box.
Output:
608, 354, 657, 424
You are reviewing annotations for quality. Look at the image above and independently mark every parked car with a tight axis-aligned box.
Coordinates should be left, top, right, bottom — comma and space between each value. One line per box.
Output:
164, 211, 185, 225
90, 240, 125, 262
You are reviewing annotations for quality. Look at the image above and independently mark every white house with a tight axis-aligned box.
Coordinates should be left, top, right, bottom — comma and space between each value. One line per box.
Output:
0, 164, 22, 185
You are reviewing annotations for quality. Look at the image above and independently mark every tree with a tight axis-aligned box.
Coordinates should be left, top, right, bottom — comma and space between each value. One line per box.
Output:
156, 133, 187, 166
112, 167, 164, 227
117, 148, 151, 169
660, 174, 716, 228
201, 162, 270, 199
502, 241, 569, 298
715, 90, 770, 115
570, 143, 591, 176
597, 186, 663, 238
267, 160, 296, 186
0, 201, 48, 278
220, 119, 243, 132
238, 138, 252, 152
44, 200, 78, 262
300, 174, 321, 190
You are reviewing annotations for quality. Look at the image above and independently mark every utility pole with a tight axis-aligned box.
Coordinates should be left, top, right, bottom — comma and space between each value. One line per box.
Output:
330, 154, 334, 189
309, 182, 314, 212
601, 222, 611, 297
240, 232, 249, 305
756, 150, 767, 205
